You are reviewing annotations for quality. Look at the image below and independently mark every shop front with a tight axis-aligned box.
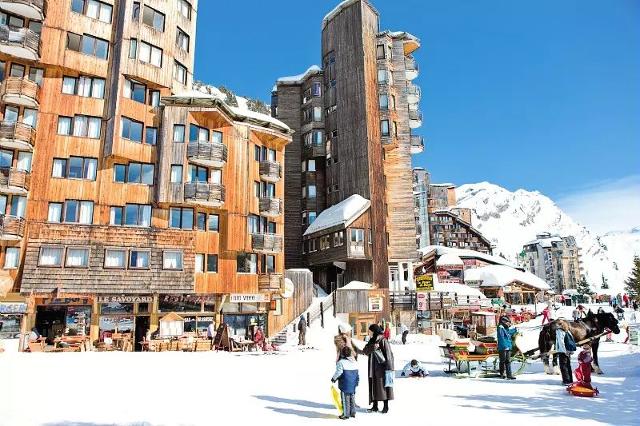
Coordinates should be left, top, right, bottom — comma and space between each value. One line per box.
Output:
35, 297, 93, 338
157, 294, 217, 338
221, 293, 270, 340
0, 298, 28, 352
98, 295, 153, 352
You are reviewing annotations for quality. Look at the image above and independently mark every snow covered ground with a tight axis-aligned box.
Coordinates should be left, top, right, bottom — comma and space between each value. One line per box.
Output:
1, 307, 638, 426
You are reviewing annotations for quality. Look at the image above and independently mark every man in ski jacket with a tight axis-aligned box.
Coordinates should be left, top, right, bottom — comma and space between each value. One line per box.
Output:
297, 315, 307, 346
497, 316, 518, 380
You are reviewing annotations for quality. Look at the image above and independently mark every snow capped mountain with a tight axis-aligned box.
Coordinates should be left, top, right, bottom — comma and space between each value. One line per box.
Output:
454, 182, 640, 294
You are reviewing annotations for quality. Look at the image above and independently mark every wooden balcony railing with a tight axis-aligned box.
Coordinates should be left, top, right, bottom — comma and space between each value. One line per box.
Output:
0, 76, 40, 107
0, 25, 40, 59
187, 142, 228, 168
184, 182, 225, 207
258, 273, 283, 292
303, 143, 326, 158
0, 121, 36, 150
251, 233, 283, 253
0, 1, 46, 20
0, 167, 30, 192
259, 160, 281, 183
0, 214, 25, 239
259, 197, 283, 217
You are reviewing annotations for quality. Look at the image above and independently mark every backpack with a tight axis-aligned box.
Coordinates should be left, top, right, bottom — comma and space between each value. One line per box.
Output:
564, 331, 577, 352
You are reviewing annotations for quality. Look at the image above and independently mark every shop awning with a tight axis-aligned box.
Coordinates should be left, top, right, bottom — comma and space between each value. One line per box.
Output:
0, 273, 14, 297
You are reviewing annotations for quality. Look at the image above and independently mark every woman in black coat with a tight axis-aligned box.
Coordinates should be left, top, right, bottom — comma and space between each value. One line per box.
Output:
360, 324, 394, 413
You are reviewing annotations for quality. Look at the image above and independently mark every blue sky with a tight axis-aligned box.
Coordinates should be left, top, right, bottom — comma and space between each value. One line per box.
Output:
194, 1, 639, 231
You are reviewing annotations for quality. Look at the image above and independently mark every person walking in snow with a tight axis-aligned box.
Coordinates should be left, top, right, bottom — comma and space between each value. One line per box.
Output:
331, 346, 359, 419
360, 324, 394, 414
401, 359, 428, 377
623, 293, 630, 308
400, 323, 409, 345
497, 316, 518, 380
541, 306, 551, 325
555, 324, 576, 385
383, 323, 391, 340
297, 315, 307, 346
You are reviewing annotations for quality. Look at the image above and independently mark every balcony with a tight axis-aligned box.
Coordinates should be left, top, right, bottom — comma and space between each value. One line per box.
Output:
405, 56, 419, 80
184, 182, 225, 207
410, 135, 424, 154
258, 273, 283, 292
0, 121, 36, 151
303, 143, 326, 158
0, 0, 46, 20
404, 84, 421, 104
348, 243, 366, 258
408, 110, 423, 129
251, 233, 283, 253
187, 142, 228, 169
259, 197, 283, 217
0, 76, 40, 108
0, 214, 25, 240
259, 160, 281, 183
0, 25, 40, 60
0, 167, 30, 194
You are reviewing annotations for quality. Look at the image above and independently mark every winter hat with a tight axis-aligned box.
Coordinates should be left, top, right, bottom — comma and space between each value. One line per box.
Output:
369, 324, 383, 335
499, 316, 510, 326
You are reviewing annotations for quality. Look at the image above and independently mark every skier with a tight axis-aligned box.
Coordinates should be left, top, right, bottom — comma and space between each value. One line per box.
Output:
497, 316, 518, 380
331, 346, 359, 419
297, 315, 307, 346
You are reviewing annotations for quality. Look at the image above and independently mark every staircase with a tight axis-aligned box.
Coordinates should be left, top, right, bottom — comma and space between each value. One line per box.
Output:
272, 292, 334, 345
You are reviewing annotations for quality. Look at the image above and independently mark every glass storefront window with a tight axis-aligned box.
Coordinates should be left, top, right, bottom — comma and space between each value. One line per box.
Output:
100, 303, 134, 314
65, 306, 91, 336
99, 316, 134, 340
159, 298, 202, 313
0, 315, 22, 339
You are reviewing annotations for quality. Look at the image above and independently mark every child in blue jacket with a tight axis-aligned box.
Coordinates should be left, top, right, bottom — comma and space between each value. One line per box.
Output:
331, 346, 359, 419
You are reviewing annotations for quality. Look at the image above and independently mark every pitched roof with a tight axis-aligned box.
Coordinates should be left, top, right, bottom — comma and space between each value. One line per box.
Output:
303, 195, 370, 236
464, 265, 550, 291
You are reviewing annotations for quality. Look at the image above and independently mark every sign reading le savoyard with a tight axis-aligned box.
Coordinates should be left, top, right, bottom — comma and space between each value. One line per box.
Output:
416, 274, 434, 291
97, 295, 153, 303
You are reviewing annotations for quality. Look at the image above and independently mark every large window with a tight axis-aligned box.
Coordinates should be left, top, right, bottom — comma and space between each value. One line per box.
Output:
145, 127, 158, 145
178, 0, 192, 20
125, 204, 151, 227
176, 27, 190, 51
379, 94, 389, 110
350, 228, 365, 244
104, 249, 126, 269
206, 254, 218, 273
123, 79, 146, 103
51, 157, 97, 180
142, 5, 165, 31
113, 162, 154, 185
57, 115, 102, 138
48, 200, 93, 224
65, 247, 89, 268
62, 75, 105, 98
260, 254, 275, 274
169, 207, 193, 230
237, 253, 257, 274
71, 0, 112, 23
174, 61, 187, 84
3, 247, 19, 269
208, 214, 219, 232
130, 39, 163, 67
38, 247, 64, 267
120, 117, 144, 143
170, 165, 183, 183
67, 32, 109, 60
129, 250, 150, 269
163, 251, 183, 270
189, 124, 209, 142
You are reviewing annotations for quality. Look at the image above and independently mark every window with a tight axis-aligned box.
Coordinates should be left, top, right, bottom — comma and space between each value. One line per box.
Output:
170, 165, 183, 183
67, 33, 109, 59
62, 76, 105, 98
178, 0, 192, 20
132, 2, 140, 20
174, 61, 187, 84
303, 160, 316, 172
104, 249, 126, 268
208, 214, 219, 232
313, 106, 322, 121
189, 124, 209, 142
109, 206, 123, 225
320, 235, 331, 250
350, 229, 365, 244
118, 162, 154, 184
163, 251, 183, 270
176, 27, 190, 51
379, 94, 389, 110
71, 0, 112, 23
39, 247, 64, 267
124, 204, 151, 227
195, 254, 204, 273
169, 207, 193, 230
188, 165, 208, 183
377, 69, 387, 84
308, 239, 317, 252
142, 5, 165, 31
260, 254, 275, 274
28, 68, 43, 86
248, 215, 259, 234
237, 253, 257, 273
51, 159, 67, 178
145, 127, 158, 146
59, 200, 93, 224
333, 231, 344, 247
10, 196, 25, 218
129, 250, 150, 269
113, 164, 126, 183
376, 44, 385, 59
312, 82, 322, 97
22, 108, 38, 128
149, 90, 160, 107
196, 212, 206, 230
124, 79, 146, 103
254, 181, 261, 198
206, 254, 218, 273
129, 39, 138, 59
173, 125, 185, 143
47, 203, 62, 223
57, 115, 102, 138
307, 185, 317, 198
54, 156, 96, 180
17, 152, 31, 172
4, 247, 19, 269
65, 248, 89, 268
133, 40, 163, 67
380, 120, 390, 137
121, 117, 143, 142
308, 211, 317, 224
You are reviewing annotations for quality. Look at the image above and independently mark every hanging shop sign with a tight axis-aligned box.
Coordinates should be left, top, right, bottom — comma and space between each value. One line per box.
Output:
415, 274, 434, 291
230, 294, 270, 303
417, 293, 428, 311
368, 296, 383, 312
41, 298, 91, 306
0, 302, 28, 314
97, 295, 153, 304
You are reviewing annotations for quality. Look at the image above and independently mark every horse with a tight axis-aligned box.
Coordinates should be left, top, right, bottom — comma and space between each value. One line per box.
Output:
538, 310, 620, 375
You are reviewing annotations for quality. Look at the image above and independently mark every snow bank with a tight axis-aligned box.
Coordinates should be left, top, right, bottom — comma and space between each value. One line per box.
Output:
340, 281, 373, 290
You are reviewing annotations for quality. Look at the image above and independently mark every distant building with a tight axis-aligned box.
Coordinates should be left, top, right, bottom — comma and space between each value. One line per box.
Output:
521, 233, 584, 292
429, 210, 493, 254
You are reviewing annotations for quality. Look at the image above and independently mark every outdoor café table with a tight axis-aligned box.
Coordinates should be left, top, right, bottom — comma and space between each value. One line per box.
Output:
235, 339, 257, 352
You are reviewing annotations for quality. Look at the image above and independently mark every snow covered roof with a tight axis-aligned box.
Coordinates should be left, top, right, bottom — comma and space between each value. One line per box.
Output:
276, 65, 322, 85
339, 281, 373, 290
436, 253, 464, 267
303, 195, 370, 236
322, 0, 374, 29
163, 90, 291, 135
433, 281, 485, 298
464, 265, 550, 291
420, 245, 516, 268
525, 235, 563, 248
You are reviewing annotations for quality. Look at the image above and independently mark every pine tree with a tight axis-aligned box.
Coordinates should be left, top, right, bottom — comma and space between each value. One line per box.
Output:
624, 255, 640, 299
601, 274, 609, 290
576, 276, 593, 296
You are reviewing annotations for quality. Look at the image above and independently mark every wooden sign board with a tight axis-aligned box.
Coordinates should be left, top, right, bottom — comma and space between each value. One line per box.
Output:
368, 296, 383, 312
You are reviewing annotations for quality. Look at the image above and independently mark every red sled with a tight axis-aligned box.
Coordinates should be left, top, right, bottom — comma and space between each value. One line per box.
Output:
566, 383, 599, 397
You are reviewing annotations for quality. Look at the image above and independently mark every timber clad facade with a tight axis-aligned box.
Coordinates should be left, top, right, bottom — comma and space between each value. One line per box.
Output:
273, 0, 421, 298
0, 0, 302, 346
